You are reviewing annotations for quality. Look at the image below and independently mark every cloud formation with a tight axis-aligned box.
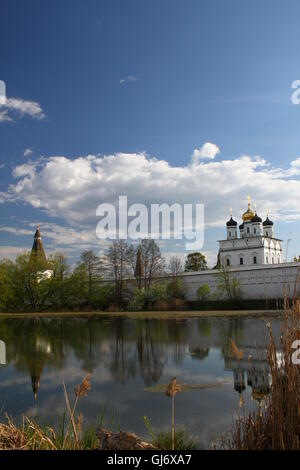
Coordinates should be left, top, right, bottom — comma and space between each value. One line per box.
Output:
191, 142, 220, 163
0, 97, 45, 122
4, 151, 300, 232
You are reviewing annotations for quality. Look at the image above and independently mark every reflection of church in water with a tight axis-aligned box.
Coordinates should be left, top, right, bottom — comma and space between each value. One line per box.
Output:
224, 351, 271, 403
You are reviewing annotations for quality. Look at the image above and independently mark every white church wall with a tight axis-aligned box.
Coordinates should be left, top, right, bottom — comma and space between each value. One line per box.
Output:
179, 263, 300, 301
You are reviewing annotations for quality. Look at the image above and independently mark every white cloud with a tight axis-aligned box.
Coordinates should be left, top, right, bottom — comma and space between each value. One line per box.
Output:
4, 152, 300, 233
0, 97, 45, 122
0, 109, 12, 122
120, 75, 138, 84
24, 148, 34, 157
191, 142, 220, 163
0, 246, 27, 259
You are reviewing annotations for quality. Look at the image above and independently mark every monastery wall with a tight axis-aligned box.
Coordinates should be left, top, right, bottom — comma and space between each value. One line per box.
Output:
179, 262, 300, 301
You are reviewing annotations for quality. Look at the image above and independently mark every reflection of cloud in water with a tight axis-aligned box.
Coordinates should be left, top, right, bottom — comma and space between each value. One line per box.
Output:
0, 315, 283, 447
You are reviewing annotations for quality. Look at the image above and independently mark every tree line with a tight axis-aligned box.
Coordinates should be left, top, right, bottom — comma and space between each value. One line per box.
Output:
0, 238, 208, 313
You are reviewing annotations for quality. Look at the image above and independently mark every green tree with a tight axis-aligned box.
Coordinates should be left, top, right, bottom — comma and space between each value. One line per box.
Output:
8, 252, 52, 312
0, 260, 15, 311
184, 253, 208, 272
47, 252, 70, 310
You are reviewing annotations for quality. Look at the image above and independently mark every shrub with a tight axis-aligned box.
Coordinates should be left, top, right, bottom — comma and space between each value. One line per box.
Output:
196, 284, 210, 302
166, 279, 185, 299
127, 288, 147, 311
148, 284, 167, 303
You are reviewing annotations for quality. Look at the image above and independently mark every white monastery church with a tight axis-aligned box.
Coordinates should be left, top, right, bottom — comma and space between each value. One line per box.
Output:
219, 197, 282, 268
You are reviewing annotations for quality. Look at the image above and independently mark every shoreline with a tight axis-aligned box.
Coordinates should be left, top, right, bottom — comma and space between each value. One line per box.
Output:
0, 309, 283, 319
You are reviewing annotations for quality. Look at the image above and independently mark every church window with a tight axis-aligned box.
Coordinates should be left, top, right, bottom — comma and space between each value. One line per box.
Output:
226, 258, 230, 267
254, 228, 256, 235
247, 227, 250, 234
228, 231, 231, 238
253, 256, 257, 264
266, 231, 269, 237
240, 257, 244, 265
266, 256, 269, 264
272, 257, 274, 264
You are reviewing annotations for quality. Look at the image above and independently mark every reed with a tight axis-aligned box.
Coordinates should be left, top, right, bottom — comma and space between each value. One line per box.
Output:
223, 292, 300, 450
165, 377, 182, 450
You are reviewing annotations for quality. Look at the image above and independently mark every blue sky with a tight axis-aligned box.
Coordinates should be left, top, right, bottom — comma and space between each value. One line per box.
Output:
0, 0, 300, 266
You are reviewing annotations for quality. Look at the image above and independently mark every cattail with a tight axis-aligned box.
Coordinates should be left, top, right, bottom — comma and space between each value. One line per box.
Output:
165, 377, 181, 397
165, 377, 181, 450
75, 374, 91, 397
228, 338, 243, 361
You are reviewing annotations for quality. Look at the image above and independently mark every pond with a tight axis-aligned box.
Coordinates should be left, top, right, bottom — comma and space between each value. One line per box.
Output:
0, 314, 282, 448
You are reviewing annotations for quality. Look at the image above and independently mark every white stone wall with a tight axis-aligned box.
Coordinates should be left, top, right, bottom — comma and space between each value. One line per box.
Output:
219, 236, 282, 267
179, 262, 300, 301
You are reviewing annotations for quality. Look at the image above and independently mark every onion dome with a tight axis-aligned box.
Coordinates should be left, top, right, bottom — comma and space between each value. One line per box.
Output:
226, 217, 237, 227
242, 196, 254, 222
251, 210, 262, 223
263, 217, 273, 226
226, 208, 237, 227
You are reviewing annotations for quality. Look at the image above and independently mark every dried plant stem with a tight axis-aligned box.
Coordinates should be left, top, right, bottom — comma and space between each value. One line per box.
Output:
171, 395, 175, 450
62, 382, 79, 449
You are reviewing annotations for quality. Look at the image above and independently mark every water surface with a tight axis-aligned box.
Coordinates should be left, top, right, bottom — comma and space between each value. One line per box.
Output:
0, 314, 282, 448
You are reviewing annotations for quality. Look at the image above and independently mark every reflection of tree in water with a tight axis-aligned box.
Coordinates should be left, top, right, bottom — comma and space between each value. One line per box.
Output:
1, 318, 64, 400
0, 316, 211, 394
190, 347, 209, 361
168, 320, 188, 366
197, 319, 211, 337
136, 320, 166, 386
105, 319, 136, 383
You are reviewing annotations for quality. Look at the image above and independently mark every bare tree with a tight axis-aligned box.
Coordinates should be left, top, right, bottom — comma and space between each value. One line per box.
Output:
168, 255, 183, 278
80, 250, 103, 297
106, 241, 132, 307
139, 239, 165, 291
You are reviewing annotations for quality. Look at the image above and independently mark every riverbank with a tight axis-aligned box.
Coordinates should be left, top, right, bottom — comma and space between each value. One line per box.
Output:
0, 309, 283, 319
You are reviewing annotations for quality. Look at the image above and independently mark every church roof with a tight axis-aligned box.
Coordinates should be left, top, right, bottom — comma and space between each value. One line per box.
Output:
30, 224, 47, 265
226, 216, 237, 227
263, 217, 273, 226
251, 213, 262, 223
242, 204, 254, 222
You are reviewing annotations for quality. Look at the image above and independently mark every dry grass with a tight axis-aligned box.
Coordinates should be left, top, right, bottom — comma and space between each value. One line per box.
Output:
0, 415, 27, 450
224, 290, 300, 450
0, 375, 94, 450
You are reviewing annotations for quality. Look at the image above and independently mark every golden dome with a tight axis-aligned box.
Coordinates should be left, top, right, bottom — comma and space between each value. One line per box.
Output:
242, 196, 254, 222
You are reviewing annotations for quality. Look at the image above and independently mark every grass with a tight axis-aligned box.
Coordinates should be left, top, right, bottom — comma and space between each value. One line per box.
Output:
151, 428, 197, 450
143, 416, 196, 450
0, 415, 100, 450
223, 295, 300, 450
0, 373, 123, 450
